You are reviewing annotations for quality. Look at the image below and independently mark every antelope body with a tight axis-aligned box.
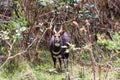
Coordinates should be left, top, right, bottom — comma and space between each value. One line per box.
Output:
49, 25, 71, 72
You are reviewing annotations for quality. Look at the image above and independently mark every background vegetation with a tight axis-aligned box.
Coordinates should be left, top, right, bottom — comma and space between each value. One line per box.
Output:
0, 0, 120, 80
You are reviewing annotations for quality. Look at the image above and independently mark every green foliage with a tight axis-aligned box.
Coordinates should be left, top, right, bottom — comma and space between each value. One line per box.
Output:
0, 45, 5, 54
97, 33, 120, 67
63, 0, 68, 3
0, 18, 27, 53
112, 58, 120, 67
97, 32, 120, 50
0, 60, 36, 80
0, 0, 28, 78
0, 51, 65, 80
97, 39, 107, 46
81, 52, 90, 61
78, 70, 86, 78
0, 20, 27, 41
0, 1, 28, 55
105, 32, 120, 50
0, 0, 27, 40
116, 72, 120, 79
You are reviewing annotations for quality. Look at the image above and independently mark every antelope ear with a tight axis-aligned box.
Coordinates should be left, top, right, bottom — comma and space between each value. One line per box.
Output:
60, 30, 65, 35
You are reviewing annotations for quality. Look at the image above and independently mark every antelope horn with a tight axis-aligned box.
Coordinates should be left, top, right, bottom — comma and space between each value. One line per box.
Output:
58, 24, 63, 33
53, 25, 57, 33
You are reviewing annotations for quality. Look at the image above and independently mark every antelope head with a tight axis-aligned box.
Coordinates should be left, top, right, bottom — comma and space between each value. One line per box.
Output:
53, 25, 63, 47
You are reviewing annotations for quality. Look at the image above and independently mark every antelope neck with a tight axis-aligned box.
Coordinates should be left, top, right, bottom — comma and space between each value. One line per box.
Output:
53, 45, 61, 52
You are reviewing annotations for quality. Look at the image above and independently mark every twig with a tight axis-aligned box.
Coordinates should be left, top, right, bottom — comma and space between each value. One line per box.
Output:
65, 42, 92, 51
0, 18, 54, 69
0, 14, 11, 19
0, 37, 38, 69
94, 0, 100, 18
0, 38, 16, 68
36, 18, 54, 51
0, 21, 10, 23
9, 37, 37, 59
0, 50, 11, 68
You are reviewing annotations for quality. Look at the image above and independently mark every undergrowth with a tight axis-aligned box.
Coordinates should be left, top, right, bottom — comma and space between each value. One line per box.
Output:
0, 51, 118, 80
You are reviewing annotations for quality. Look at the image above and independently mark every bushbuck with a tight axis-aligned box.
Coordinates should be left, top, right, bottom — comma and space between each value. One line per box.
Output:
49, 25, 71, 72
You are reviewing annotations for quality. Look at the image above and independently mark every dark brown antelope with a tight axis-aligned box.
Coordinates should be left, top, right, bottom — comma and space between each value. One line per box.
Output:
49, 24, 71, 72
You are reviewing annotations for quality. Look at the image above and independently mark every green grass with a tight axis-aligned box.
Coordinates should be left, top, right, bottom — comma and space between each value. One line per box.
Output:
0, 50, 119, 80
0, 51, 67, 80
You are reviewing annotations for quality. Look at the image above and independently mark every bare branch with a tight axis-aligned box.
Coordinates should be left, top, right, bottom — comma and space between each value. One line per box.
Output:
36, 18, 54, 51
0, 36, 38, 69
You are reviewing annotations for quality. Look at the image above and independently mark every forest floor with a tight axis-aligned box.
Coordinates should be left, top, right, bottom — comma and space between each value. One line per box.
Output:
0, 51, 119, 80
